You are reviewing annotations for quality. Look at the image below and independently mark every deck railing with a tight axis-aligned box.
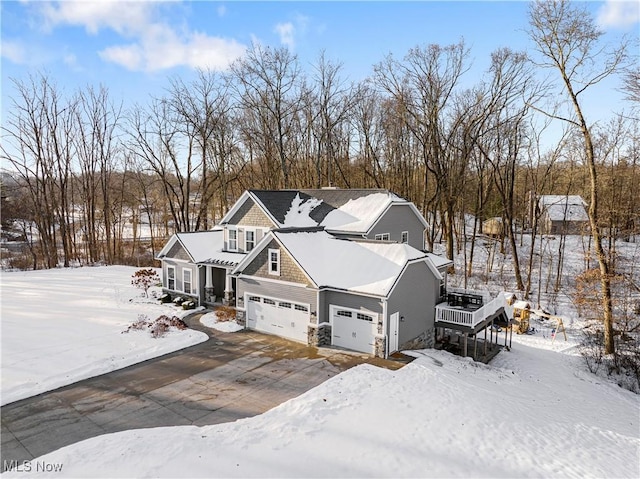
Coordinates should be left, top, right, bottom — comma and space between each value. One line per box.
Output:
435, 290, 513, 328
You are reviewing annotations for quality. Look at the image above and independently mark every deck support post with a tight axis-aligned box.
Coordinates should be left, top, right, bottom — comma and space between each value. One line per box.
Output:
484, 327, 488, 356
473, 335, 478, 360
462, 333, 468, 357
490, 320, 494, 350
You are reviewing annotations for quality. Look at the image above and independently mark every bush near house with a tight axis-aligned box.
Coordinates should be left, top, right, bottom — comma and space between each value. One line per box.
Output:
182, 300, 196, 310
131, 268, 160, 298
122, 314, 188, 338
215, 306, 236, 322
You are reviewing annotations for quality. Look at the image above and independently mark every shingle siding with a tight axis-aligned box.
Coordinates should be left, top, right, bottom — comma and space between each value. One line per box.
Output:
228, 198, 275, 227
242, 239, 312, 287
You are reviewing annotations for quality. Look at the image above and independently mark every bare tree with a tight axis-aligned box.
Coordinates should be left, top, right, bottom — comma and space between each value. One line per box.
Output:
230, 44, 303, 188
1, 74, 77, 268
74, 85, 122, 264
528, 0, 628, 354
374, 41, 471, 263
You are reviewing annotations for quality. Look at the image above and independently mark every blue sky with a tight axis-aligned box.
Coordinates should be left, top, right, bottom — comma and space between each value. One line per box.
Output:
1, 1, 638, 131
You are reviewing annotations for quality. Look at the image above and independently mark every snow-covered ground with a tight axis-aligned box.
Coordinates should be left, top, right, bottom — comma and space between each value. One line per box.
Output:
2, 238, 639, 477
5, 336, 638, 478
0, 266, 208, 406
200, 310, 243, 333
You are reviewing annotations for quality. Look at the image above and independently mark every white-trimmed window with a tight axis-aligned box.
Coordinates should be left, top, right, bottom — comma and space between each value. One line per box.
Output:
228, 227, 238, 251
401, 231, 409, 244
245, 229, 255, 252
375, 233, 390, 241
183, 269, 192, 294
268, 248, 280, 276
167, 266, 175, 290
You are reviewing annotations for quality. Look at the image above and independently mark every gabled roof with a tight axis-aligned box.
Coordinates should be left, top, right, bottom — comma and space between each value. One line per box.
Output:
234, 229, 440, 297
157, 228, 245, 267
538, 195, 589, 222
219, 188, 425, 235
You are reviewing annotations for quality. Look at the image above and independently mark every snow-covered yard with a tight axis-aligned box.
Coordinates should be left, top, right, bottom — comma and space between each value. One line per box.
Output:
2, 243, 639, 477
1, 266, 208, 406
6, 335, 639, 478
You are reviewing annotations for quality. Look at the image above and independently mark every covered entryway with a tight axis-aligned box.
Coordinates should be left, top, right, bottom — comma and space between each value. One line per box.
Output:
330, 305, 377, 354
245, 294, 310, 343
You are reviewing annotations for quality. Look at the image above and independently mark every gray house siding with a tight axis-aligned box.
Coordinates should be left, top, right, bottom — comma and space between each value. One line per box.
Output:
236, 276, 317, 313
318, 290, 384, 324
368, 204, 425, 250
166, 241, 191, 261
162, 260, 199, 300
386, 261, 438, 350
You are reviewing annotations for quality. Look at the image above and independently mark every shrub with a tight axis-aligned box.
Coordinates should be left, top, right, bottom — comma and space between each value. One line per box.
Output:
182, 300, 196, 310
215, 305, 236, 322
122, 314, 188, 338
579, 322, 640, 394
159, 293, 172, 303
131, 268, 160, 297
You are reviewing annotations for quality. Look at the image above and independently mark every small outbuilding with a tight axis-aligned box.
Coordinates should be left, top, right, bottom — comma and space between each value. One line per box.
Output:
482, 217, 503, 237
536, 195, 589, 235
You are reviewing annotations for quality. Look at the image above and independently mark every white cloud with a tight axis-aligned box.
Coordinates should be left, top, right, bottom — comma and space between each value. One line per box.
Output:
36, 1, 247, 72
39, 0, 153, 35
99, 25, 246, 72
273, 14, 310, 50
217, 4, 227, 17
597, 0, 640, 29
1, 40, 26, 64
275, 22, 295, 49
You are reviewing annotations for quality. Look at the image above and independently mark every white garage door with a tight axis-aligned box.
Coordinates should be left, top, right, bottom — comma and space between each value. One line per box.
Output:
330, 305, 377, 354
245, 294, 309, 343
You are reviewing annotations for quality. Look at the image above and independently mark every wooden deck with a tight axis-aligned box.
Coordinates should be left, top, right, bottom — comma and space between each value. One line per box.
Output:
435, 337, 504, 364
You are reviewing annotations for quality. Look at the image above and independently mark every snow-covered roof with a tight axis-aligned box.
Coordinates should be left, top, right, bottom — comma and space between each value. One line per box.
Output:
425, 253, 453, 270
264, 230, 437, 297
160, 229, 245, 267
321, 193, 403, 233
538, 195, 589, 222
225, 189, 417, 235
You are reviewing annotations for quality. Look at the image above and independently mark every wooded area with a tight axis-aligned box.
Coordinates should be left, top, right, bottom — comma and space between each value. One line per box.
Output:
1, 2, 638, 305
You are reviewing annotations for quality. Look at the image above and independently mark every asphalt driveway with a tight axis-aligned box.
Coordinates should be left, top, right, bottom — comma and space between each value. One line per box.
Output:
1, 314, 407, 470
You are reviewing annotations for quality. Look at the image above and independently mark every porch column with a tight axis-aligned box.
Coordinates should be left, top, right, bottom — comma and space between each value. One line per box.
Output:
204, 266, 215, 303
224, 269, 234, 304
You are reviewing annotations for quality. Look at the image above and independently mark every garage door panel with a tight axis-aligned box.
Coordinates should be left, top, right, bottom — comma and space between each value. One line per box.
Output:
246, 294, 309, 343
331, 307, 376, 354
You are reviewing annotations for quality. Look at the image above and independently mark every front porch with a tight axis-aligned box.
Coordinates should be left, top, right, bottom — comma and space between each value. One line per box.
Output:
434, 289, 515, 363
199, 262, 238, 308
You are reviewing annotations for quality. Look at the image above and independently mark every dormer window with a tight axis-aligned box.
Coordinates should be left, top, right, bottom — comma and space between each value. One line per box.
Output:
228, 227, 238, 251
